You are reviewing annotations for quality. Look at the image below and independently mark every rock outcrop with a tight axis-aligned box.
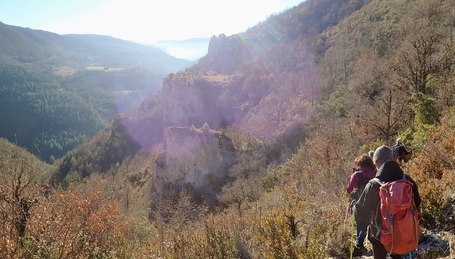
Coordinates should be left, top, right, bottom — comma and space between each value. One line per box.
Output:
161, 74, 235, 130
153, 124, 235, 203
195, 34, 255, 74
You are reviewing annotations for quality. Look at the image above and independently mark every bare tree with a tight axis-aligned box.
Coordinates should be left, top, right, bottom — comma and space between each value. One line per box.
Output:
348, 52, 411, 142
391, 1, 455, 124
0, 149, 45, 256
218, 149, 266, 216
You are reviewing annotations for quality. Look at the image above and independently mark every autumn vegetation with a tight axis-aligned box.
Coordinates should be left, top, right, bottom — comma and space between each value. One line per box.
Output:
2, 0, 455, 258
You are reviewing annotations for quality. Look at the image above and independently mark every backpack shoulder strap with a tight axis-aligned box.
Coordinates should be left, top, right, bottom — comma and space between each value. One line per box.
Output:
369, 177, 384, 239
370, 177, 384, 187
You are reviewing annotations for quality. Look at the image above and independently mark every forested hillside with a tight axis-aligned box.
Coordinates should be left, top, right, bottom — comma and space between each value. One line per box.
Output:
1, 0, 455, 258
0, 22, 189, 74
0, 22, 190, 162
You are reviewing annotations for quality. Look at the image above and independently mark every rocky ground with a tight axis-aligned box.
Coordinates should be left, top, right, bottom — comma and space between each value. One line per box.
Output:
329, 230, 453, 259
360, 231, 452, 259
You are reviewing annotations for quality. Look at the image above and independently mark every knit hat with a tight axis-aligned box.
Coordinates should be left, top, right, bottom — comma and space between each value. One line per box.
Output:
373, 145, 394, 168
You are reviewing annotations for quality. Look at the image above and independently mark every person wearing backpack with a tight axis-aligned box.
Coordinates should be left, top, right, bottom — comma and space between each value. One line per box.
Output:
346, 154, 377, 256
355, 145, 421, 259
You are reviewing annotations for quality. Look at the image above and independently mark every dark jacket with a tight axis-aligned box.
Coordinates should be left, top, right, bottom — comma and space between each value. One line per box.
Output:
398, 146, 411, 163
395, 145, 411, 162
355, 160, 421, 239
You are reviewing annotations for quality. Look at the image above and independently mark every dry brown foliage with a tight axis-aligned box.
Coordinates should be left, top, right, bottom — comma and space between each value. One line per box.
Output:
405, 112, 455, 228
24, 186, 128, 258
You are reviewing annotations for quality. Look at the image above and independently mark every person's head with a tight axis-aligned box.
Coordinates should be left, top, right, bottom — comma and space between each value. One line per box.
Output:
396, 138, 403, 145
373, 145, 394, 168
354, 154, 375, 169
368, 150, 374, 158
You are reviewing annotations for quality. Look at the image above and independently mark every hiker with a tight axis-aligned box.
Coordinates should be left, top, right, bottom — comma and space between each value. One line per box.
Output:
393, 138, 412, 163
355, 145, 421, 259
346, 154, 377, 256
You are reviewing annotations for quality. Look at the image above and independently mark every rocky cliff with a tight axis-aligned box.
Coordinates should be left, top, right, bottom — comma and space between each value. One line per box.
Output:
154, 73, 239, 203
161, 73, 235, 130
195, 34, 256, 74
153, 124, 235, 202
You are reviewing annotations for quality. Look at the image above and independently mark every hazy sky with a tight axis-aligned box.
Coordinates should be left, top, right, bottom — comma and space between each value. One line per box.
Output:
1, 0, 303, 43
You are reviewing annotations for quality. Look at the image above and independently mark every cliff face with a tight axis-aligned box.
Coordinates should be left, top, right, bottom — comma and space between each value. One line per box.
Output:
153, 124, 235, 201
195, 34, 256, 74
154, 74, 239, 202
161, 75, 235, 130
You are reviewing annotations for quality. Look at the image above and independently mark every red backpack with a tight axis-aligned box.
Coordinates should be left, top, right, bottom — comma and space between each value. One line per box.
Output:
372, 177, 420, 254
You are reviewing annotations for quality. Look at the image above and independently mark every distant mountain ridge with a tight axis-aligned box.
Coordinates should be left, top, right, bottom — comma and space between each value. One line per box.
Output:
0, 22, 190, 75
151, 37, 210, 61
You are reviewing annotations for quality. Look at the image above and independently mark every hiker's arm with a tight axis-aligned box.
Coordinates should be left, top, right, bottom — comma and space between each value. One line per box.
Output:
413, 184, 421, 208
355, 182, 379, 219
400, 146, 411, 156
409, 177, 421, 208
346, 173, 358, 194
